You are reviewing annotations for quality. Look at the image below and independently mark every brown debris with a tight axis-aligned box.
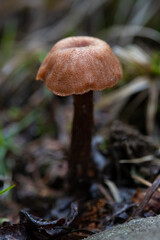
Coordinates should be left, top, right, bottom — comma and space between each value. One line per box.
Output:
131, 175, 160, 219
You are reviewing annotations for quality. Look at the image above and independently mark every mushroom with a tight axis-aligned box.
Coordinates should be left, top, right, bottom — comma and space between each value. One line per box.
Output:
36, 36, 122, 190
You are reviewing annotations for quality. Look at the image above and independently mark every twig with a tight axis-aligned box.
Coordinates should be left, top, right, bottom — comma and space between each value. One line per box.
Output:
95, 77, 149, 110
129, 175, 160, 220
120, 155, 155, 164
132, 174, 160, 193
97, 183, 113, 202
105, 179, 121, 203
146, 79, 159, 135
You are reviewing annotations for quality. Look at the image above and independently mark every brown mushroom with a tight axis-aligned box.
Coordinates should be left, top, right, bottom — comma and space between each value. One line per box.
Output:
36, 36, 122, 190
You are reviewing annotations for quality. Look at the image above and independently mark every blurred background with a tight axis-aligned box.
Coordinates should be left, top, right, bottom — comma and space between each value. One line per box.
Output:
0, 0, 160, 218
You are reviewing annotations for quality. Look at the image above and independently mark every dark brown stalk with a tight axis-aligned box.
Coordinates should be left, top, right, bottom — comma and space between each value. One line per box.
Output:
69, 91, 95, 190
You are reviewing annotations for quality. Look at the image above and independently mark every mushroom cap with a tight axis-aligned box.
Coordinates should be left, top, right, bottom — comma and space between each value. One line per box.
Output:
36, 36, 122, 96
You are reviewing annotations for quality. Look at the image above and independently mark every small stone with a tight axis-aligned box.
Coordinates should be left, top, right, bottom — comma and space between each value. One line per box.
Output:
84, 215, 160, 240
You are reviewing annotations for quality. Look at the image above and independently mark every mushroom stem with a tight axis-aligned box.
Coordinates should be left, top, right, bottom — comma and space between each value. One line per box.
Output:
69, 91, 94, 189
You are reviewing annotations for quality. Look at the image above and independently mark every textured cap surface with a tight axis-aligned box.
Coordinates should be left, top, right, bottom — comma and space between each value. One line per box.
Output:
36, 36, 122, 96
